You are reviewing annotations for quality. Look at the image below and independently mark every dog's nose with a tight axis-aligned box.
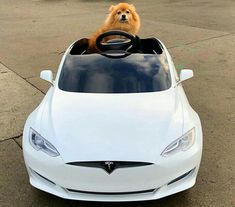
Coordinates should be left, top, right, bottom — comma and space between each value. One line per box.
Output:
122, 14, 126, 19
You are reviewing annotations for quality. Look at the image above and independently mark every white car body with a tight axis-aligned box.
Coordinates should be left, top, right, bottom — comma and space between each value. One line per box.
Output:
23, 37, 202, 201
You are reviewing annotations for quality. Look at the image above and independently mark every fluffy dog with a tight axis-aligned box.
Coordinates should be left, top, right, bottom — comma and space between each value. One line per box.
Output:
88, 3, 140, 52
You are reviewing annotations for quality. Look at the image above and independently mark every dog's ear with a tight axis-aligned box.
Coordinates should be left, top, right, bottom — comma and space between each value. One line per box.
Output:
129, 4, 136, 11
109, 5, 115, 13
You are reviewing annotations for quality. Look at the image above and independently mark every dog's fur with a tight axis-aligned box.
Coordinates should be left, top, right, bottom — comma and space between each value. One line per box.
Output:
88, 3, 140, 52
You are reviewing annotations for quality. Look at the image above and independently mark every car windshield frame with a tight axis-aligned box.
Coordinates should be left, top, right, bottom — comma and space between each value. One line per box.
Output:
58, 53, 172, 94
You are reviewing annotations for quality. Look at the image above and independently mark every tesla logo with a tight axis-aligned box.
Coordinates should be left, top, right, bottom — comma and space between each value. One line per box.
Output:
104, 161, 116, 174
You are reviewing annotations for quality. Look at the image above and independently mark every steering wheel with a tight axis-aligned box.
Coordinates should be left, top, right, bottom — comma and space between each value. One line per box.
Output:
96, 30, 137, 52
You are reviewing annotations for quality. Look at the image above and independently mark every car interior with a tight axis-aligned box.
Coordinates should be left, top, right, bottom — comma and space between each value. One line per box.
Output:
70, 31, 163, 56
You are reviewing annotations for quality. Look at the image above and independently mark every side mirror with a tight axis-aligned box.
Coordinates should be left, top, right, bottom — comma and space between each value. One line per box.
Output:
177, 69, 193, 85
40, 70, 53, 84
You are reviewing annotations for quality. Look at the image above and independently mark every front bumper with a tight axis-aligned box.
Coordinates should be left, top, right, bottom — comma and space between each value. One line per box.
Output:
23, 139, 202, 201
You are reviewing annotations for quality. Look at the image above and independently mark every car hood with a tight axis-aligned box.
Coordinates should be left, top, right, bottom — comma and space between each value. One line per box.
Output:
39, 88, 183, 163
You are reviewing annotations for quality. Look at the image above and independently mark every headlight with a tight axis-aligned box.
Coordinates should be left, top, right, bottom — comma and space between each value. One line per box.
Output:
161, 128, 195, 157
29, 128, 60, 157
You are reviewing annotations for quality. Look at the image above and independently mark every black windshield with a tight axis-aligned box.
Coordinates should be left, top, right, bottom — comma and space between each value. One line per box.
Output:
59, 54, 171, 93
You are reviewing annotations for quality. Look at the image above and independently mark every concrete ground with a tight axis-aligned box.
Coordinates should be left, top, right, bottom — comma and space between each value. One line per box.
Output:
0, 0, 234, 206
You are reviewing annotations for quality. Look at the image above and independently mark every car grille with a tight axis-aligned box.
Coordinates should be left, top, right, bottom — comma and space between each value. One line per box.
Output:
67, 161, 153, 167
67, 161, 153, 174
66, 188, 157, 195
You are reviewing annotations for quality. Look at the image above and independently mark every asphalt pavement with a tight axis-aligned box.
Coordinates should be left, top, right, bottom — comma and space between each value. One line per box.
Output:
0, 0, 234, 206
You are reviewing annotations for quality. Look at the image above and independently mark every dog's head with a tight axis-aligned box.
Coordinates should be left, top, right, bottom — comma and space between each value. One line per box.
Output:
107, 3, 139, 24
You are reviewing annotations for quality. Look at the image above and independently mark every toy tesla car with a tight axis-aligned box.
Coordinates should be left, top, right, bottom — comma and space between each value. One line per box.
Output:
23, 31, 202, 201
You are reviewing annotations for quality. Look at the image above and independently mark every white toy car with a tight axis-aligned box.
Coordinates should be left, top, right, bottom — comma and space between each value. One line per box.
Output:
23, 31, 203, 201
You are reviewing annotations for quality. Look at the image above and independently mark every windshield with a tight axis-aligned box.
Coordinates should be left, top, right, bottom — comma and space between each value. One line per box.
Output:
59, 54, 171, 93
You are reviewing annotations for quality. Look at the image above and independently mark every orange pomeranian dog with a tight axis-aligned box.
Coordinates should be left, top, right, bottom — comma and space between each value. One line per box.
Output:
88, 3, 140, 52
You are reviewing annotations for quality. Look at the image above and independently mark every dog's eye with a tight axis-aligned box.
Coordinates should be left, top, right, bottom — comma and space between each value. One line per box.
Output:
126, 10, 130, 14
117, 11, 121, 15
